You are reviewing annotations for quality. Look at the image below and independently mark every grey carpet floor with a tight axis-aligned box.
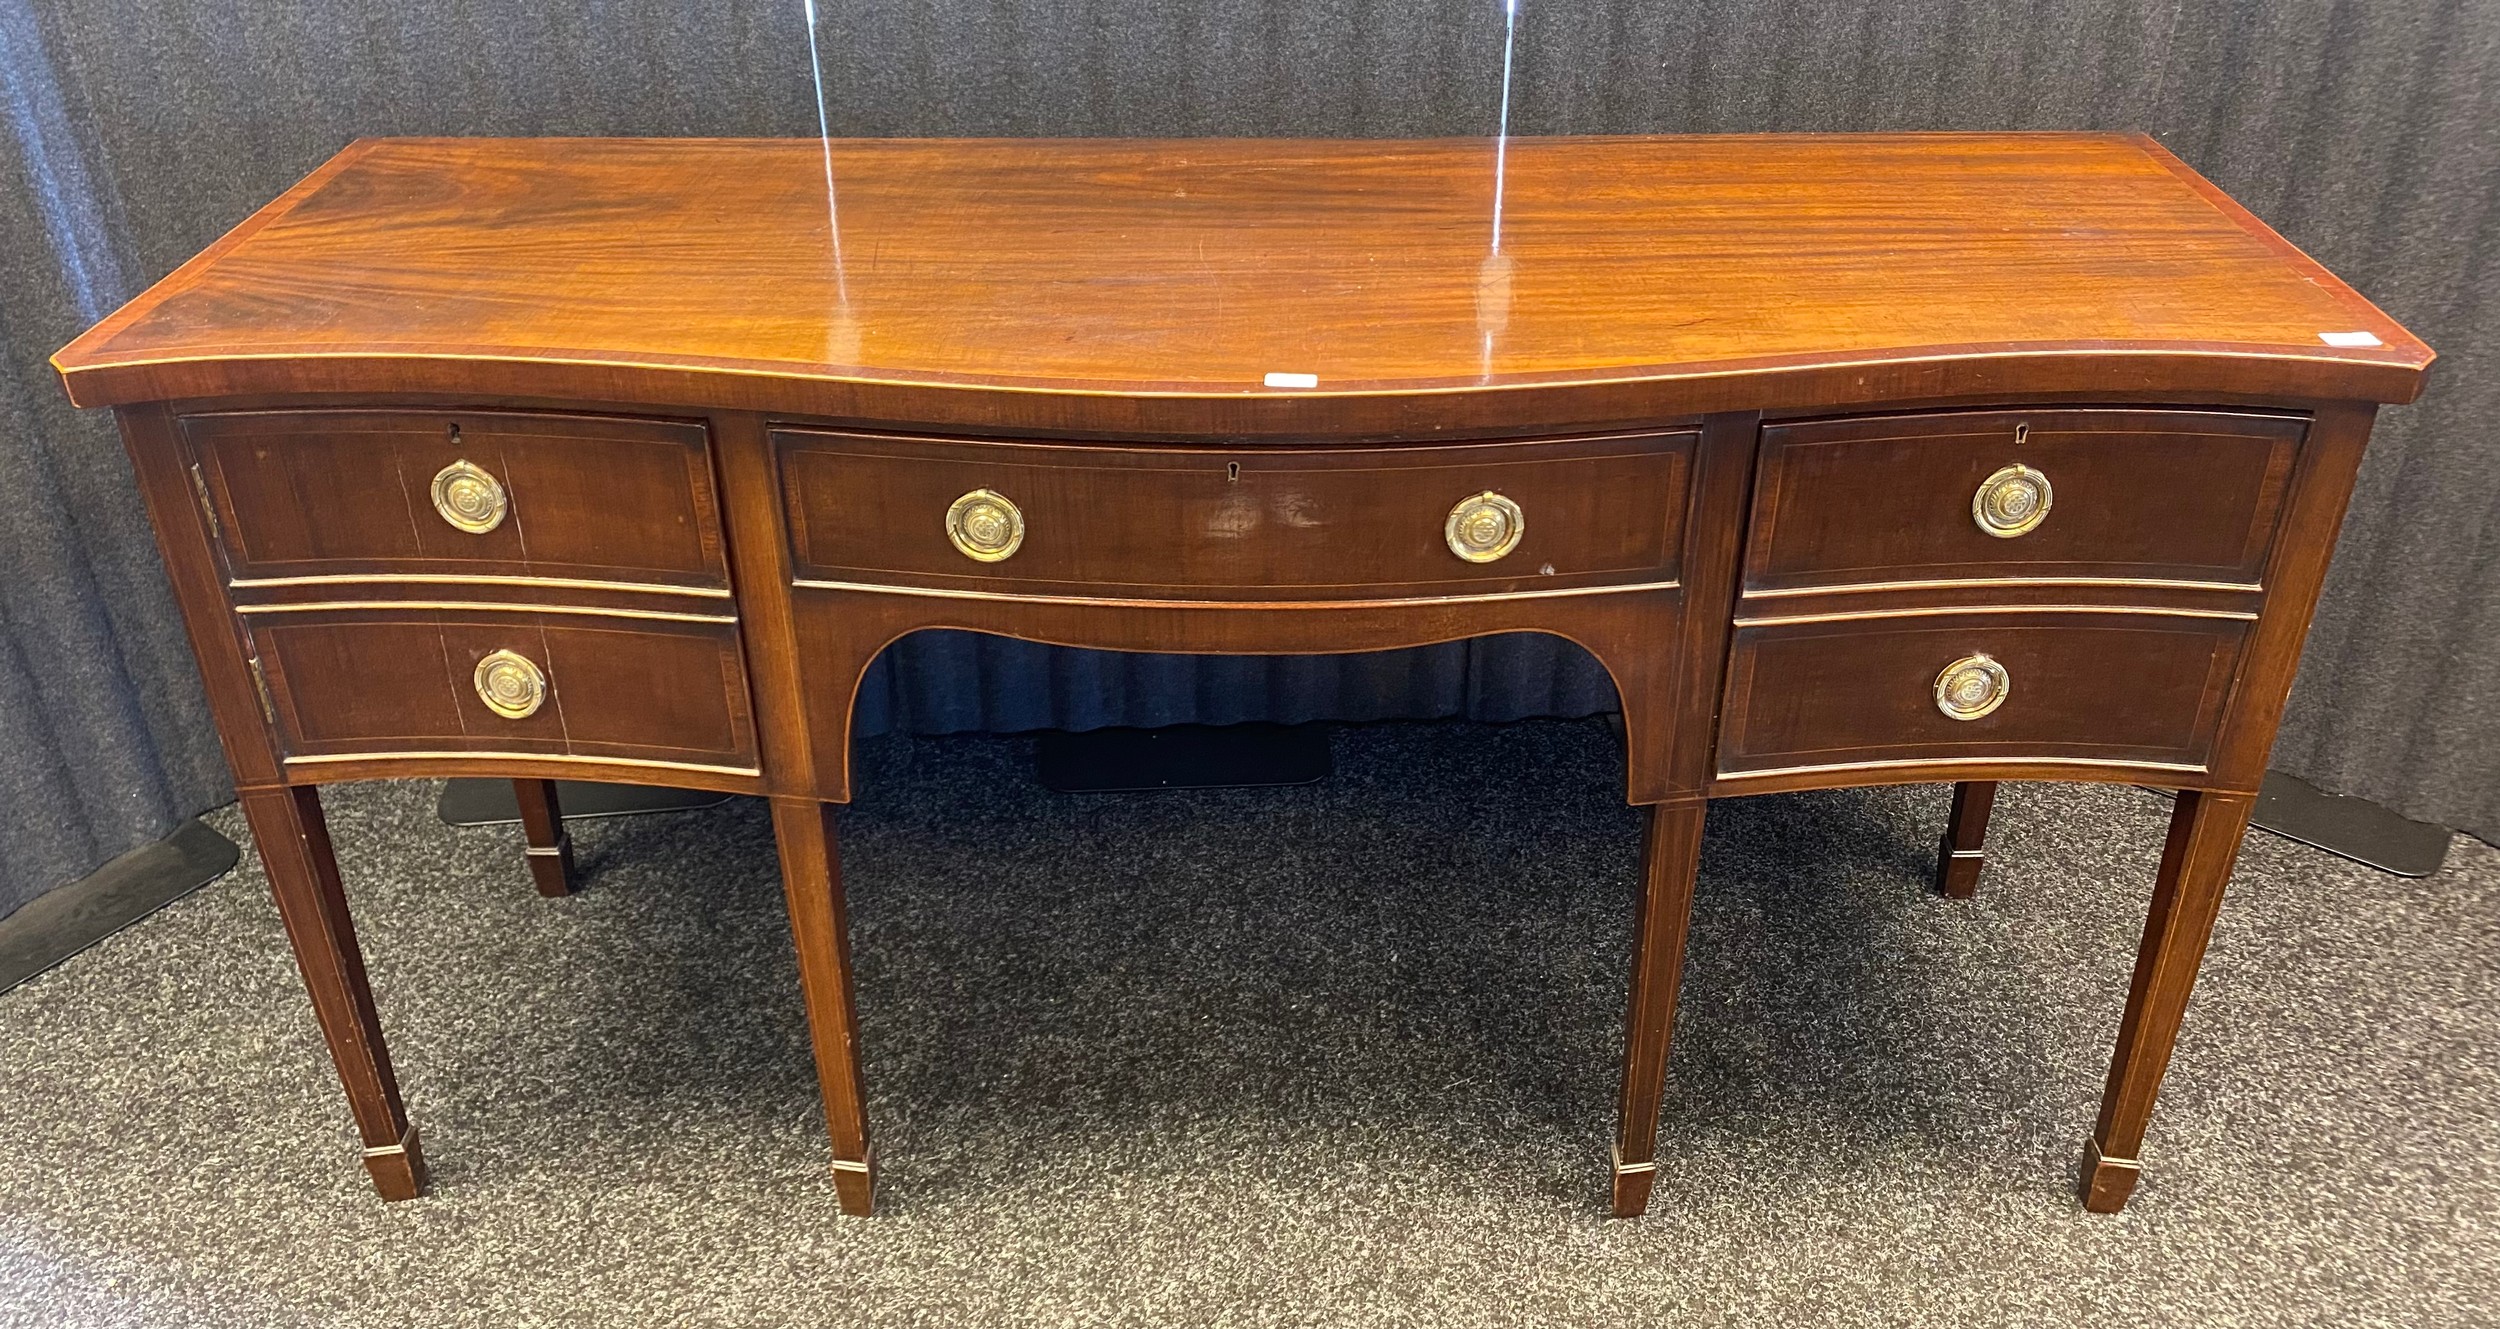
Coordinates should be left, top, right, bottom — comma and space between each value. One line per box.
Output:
1, 720, 2494, 1328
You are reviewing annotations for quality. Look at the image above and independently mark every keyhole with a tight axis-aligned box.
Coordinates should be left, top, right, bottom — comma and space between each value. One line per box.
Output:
1226, 462, 1240, 482
2014, 422, 2029, 446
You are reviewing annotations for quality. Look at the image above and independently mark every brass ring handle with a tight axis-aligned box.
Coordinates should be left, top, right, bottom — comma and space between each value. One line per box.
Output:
1972, 463, 2052, 538
1445, 491, 1525, 563
473, 649, 547, 720
945, 488, 1025, 562
1934, 653, 2011, 721
431, 459, 509, 534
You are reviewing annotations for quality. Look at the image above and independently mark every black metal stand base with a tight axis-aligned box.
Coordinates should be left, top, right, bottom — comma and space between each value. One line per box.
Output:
1035, 722, 1332, 793
2245, 769, 2451, 878
435, 779, 730, 828
2149, 770, 2450, 878
0, 819, 239, 993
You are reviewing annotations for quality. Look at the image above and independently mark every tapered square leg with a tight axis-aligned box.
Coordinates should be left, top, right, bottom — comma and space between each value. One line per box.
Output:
1612, 800, 1706, 1218
362, 1124, 428, 1199
511, 779, 578, 897
239, 785, 428, 1201
1935, 781, 1997, 899
2083, 788, 2253, 1213
771, 798, 877, 1216
1610, 1143, 1658, 1218
2082, 1138, 2142, 1212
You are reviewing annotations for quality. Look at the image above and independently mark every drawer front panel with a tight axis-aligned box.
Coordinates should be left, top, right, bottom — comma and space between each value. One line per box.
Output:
1745, 409, 2304, 594
775, 430, 1695, 599
187, 410, 728, 589
249, 608, 757, 769
1715, 612, 2246, 780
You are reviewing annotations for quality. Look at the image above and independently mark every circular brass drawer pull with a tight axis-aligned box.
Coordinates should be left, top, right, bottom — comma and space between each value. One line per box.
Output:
1972, 463, 2052, 538
1445, 490, 1525, 563
431, 459, 509, 534
1934, 653, 2011, 721
945, 488, 1025, 562
474, 649, 547, 720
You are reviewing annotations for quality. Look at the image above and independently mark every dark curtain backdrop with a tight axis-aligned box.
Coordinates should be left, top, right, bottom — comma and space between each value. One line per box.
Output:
3, 0, 2495, 917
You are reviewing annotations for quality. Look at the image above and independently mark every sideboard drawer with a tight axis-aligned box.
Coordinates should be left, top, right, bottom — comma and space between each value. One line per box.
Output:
246, 608, 757, 771
774, 429, 1696, 599
1714, 611, 2247, 782
1744, 409, 2304, 595
185, 410, 729, 590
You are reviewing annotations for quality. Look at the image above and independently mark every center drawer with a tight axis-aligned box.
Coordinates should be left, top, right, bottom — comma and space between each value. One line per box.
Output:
773, 429, 1696, 600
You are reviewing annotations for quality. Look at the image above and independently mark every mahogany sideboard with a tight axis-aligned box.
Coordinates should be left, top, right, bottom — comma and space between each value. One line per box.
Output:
52, 134, 2432, 1218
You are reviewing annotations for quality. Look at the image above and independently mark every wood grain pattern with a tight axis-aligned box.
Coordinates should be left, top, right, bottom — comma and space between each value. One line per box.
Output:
53, 136, 2430, 427
2203, 401, 2383, 790
186, 409, 726, 590
115, 404, 286, 788
711, 412, 831, 799
2087, 789, 2255, 1212
1713, 611, 2247, 787
238, 784, 425, 1199
276, 751, 763, 794
1936, 780, 1997, 900
511, 779, 577, 898
784, 582, 1692, 805
1744, 409, 2303, 596
776, 429, 1693, 600
1612, 799, 1706, 1218
66, 134, 2439, 1219
771, 798, 875, 1216
247, 607, 758, 768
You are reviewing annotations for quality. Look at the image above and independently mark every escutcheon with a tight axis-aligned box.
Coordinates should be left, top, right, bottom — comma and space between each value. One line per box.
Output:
1972, 463, 2052, 538
473, 649, 547, 720
1445, 490, 1525, 563
945, 488, 1025, 562
1934, 653, 2011, 721
430, 459, 509, 534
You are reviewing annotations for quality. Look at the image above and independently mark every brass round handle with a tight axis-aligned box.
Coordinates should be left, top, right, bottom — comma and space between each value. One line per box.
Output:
945, 488, 1025, 562
1445, 491, 1525, 563
1934, 653, 2011, 721
431, 459, 509, 534
1972, 463, 2052, 538
473, 649, 547, 720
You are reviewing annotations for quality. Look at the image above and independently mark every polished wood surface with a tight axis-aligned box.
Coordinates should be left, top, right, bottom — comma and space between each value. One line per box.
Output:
2088, 789, 2256, 1212
785, 577, 1699, 806
776, 429, 1694, 600
1714, 611, 2247, 787
238, 785, 424, 1199
1936, 781, 1997, 900
1744, 410, 2303, 596
245, 608, 759, 771
1613, 800, 1706, 1218
511, 779, 577, 898
53, 136, 2429, 428
61, 134, 2432, 1223
771, 799, 876, 1216
185, 409, 727, 591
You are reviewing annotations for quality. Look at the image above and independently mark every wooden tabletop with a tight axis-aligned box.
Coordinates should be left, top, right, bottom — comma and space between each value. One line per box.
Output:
54, 134, 2432, 415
